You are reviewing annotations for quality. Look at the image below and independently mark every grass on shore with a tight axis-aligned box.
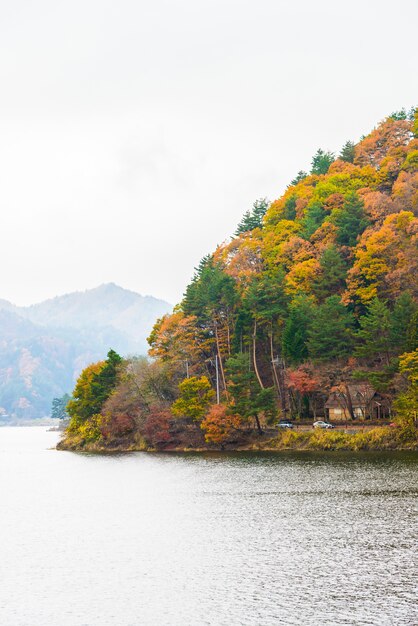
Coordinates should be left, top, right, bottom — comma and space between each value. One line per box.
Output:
254, 425, 418, 452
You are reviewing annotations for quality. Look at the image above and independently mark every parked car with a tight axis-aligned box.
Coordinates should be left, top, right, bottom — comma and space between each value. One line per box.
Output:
278, 420, 294, 429
313, 421, 335, 429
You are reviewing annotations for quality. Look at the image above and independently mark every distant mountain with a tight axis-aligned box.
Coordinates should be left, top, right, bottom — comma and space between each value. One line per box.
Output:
0, 284, 171, 419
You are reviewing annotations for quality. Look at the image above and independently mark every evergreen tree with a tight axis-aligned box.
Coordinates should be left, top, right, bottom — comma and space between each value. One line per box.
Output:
235, 198, 269, 235
226, 353, 276, 432
391, 293, 418, 354
313, 245, 347, 301
339, 140, 355, 163
310, 149, 335, 175
51, 394, 71, 419
355, 299, 392, 364
289, 171, 308, 186
301, 201, 327, 238
308, 296, 354, 361
328, 192, 369, 247
282, 296, 314, 364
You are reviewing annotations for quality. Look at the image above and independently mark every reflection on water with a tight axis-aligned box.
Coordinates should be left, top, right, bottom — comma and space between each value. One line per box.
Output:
0, 427, 416, 626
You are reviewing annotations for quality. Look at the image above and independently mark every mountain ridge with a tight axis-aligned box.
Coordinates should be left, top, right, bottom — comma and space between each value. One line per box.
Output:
0, 284, 172, 419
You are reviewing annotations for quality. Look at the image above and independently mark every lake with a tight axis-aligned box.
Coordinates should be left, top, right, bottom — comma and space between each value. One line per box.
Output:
0, 427, 416, 626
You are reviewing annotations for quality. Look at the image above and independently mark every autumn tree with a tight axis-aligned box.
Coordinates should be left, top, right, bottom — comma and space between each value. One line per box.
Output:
200, 404, 242, 444
171, 376, 214, 421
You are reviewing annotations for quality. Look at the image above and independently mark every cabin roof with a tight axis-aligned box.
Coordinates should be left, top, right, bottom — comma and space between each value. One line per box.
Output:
325, 384, 377, 409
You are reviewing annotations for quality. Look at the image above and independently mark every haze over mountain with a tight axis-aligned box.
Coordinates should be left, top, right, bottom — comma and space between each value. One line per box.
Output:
0, 284, 171, 420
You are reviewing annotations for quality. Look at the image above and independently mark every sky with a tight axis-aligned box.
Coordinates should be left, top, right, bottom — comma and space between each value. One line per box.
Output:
0, 0, 417, 307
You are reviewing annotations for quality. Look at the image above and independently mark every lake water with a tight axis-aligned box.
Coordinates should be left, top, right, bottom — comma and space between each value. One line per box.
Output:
0, 427, 416, 626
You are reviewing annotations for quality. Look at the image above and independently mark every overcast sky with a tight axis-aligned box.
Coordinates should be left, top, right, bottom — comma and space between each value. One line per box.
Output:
0, 0, 416, 306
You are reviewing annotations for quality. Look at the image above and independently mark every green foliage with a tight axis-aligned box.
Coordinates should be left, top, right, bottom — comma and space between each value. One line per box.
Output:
327, 193, 369, 247
171, 376, 214, 421
226, 353, 276, 427
183, 257, 237, 323
289, 171, 307, 186
301, 201, 327, 238
391, 293, 418, 354
235, 198, 269, 235
355, 298, 392, 362
307, 296, 354, 361
310, 149, 335, 175
67, 349, 122, 434
313, 245, 347, 301
339, 141, 355, 163
281, 296, 313, 364
51, 393, 71, 419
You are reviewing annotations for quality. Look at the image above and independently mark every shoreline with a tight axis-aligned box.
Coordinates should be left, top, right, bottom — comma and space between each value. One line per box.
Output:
57, 425, 418, 454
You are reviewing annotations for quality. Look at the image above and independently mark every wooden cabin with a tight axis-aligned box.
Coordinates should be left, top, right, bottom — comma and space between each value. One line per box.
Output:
325, 383, 387, 422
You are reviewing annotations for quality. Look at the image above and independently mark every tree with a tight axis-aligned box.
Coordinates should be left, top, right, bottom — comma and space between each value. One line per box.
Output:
393, 350, 418, 429
301, 201, 328, 238
290, 171, 308, 186
346, 211, 418, 305
226, 353, 276, 433
235, 198, 269, 235
287, 366, 320, 418
310, 149, 335, 175
282, 296, 314, 364
142, 406, 172, 448
354, 117, 412, 168
51, 394, 71, 419
308, 296, 354, 361
339, 141, 355, 163
328, 192, 369, 247
391, 293, 418, 355
313, 245, 347, 302
66, 349, 122, 438
355, 298, 392, 365
200, 404, 242, 444
171, 376, 214, 421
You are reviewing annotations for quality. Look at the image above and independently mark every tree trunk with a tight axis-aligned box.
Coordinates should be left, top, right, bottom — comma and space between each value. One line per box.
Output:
254, 413, 263, 435
214, 323, 227, 392
344, 384, 355, 420
253, 319, 265, 389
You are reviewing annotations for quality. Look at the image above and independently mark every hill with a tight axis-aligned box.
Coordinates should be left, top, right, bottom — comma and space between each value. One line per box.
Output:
0, 285, 171, 419
60, 108, 418, 452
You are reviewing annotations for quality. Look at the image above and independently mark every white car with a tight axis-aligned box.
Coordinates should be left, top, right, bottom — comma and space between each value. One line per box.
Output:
313, 420, 335, 429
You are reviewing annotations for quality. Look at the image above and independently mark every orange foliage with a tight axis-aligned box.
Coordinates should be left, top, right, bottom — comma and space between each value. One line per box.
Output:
354, 118, 412, 168
346, 211, 418, 304
200, 404, 242, 444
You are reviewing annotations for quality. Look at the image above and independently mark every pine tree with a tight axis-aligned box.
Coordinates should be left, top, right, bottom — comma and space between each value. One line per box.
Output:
310, 149, 335, 175
282, 296, 313, 364
235, 198, 269, 235
355, 299, 392, 364
308, 296, 354, 361
339, 140, 355, 163
313, 245, 347, 301
328, 192, 369, 247
289, 171, 308, 186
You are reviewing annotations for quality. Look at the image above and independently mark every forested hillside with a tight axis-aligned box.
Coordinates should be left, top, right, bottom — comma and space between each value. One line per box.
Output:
61, 110, 418, 450
0, 284, 170, 420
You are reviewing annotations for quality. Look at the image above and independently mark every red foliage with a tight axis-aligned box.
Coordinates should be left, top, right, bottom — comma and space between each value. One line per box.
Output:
142, 406, 172, 448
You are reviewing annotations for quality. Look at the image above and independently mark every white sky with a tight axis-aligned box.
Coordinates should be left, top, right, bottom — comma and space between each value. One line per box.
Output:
1, 0, 417, 306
